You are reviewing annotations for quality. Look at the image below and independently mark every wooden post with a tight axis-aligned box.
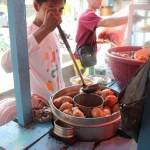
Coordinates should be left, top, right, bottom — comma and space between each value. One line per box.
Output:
7, 0, 32, 126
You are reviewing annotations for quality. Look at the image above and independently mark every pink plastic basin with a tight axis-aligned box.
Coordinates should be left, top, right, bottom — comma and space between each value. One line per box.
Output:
106, 46, 144, 88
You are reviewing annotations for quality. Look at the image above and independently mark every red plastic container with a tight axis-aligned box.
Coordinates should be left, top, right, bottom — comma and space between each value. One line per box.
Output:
106, 46, 144, 88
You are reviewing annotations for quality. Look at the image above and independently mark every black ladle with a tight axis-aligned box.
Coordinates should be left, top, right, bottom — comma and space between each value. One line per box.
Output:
57, 25, 100, 93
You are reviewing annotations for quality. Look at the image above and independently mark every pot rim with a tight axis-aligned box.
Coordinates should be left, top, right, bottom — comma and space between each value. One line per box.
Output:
106, 46, 144, 65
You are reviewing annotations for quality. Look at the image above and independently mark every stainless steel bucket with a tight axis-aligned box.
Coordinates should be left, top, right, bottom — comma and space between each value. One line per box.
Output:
50, 85, 121, 141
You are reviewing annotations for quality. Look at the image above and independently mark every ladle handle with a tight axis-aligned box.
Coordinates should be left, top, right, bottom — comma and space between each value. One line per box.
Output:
57, 25, 86, 87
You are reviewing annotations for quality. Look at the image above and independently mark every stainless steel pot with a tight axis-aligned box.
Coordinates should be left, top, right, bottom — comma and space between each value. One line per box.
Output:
50, 85, 121, 141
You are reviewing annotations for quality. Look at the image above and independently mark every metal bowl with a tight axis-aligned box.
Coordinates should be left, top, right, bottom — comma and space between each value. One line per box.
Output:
73, 93, 104, 117
70, 75, 95, 86
50, 85, 120, 141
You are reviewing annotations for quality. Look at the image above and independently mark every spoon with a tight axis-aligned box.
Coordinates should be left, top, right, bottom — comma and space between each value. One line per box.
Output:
57, 25, 86, 88
57, 25, 100, 93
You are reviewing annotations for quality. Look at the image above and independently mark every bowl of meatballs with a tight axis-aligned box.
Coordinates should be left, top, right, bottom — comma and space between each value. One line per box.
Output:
50, 85, 120, 141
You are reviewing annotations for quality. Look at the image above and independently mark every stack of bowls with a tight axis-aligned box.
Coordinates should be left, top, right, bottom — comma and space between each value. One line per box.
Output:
53, 120, 75, 138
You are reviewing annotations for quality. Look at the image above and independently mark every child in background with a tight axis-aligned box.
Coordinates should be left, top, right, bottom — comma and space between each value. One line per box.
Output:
0, 0, 66, 125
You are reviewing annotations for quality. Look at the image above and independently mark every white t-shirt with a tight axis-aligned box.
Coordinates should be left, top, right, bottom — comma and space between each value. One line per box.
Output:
1, 23, 64, 101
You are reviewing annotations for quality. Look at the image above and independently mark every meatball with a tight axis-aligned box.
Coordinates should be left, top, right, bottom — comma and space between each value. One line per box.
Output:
59, 96, 73, 104
72, 107, 85, 118
53, 96, 73, 109
101, 89, 114, 98
53, 98, 62, 108
103, 106, 111, 116
105, 95, 118, 107
63, 109, 73, 115
59, 102, 73, 112
91, 107, 106, 118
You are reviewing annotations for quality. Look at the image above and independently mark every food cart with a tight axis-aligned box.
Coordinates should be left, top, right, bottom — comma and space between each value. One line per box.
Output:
0, 0, 149, 149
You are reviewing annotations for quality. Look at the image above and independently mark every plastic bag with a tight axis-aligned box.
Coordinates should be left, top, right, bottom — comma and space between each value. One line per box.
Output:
77, 45, 97, 68
118, 59, 150, 141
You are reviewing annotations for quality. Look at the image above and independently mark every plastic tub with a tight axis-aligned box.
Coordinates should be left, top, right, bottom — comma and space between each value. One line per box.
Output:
106, 46, 144, 88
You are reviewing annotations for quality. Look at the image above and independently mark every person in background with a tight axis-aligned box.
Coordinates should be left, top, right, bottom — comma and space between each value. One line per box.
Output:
98, 4, 131, 46
75, 0, 129, 74
0, 0, 66, 125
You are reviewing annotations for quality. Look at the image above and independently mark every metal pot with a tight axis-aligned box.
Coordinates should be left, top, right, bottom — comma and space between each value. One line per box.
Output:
73, 93, 104, 117
50, 85, 121, 141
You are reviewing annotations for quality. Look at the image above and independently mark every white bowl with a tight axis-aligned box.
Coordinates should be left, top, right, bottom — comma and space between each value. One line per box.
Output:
70, 75, 111, 86
70, 76, 95, 85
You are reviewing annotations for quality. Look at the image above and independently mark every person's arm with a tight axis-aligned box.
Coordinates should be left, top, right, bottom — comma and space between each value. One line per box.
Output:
1, 51, 12, 73
33, 25, 50, 44
97, 16, 128, 27
1, 34, 39, 73
33, 8, 62, 44
1, 7, 62, 73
